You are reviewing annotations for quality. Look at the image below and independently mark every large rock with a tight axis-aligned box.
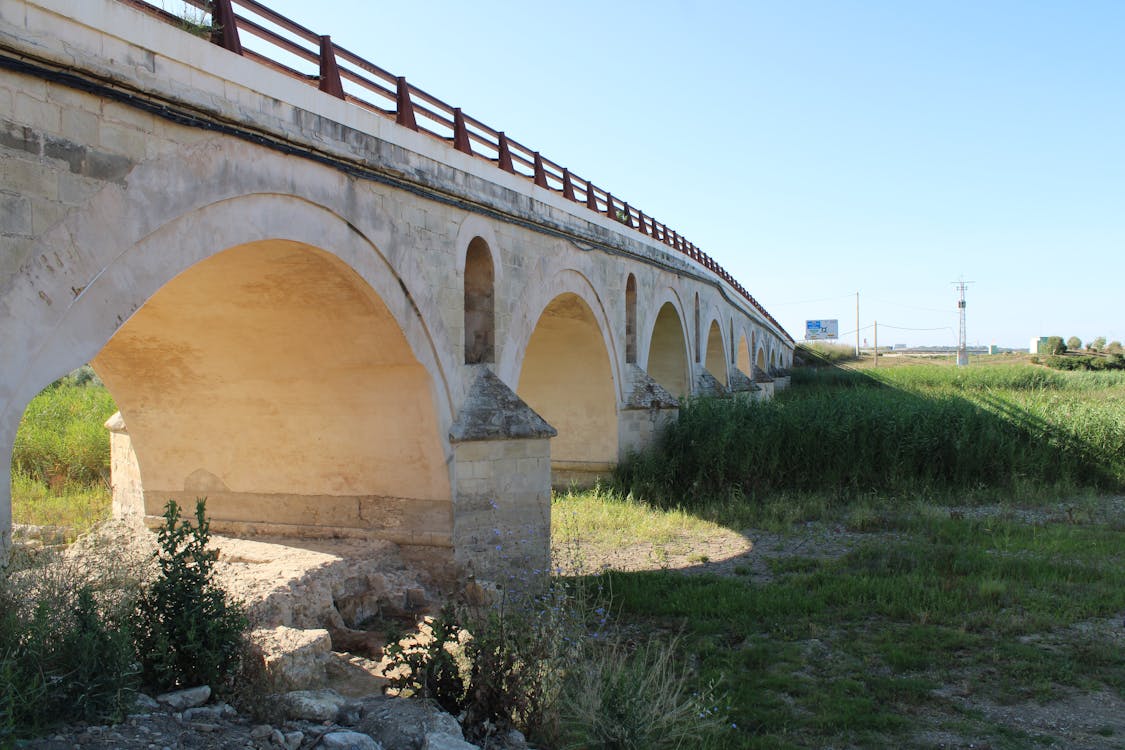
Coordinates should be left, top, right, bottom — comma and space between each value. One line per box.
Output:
283, 688, 350, 722
156, 685, 210, 710
423, 731, 479, 750
318, 730, 383, 750
252, 625, 334, 689
356, 696, 464, 750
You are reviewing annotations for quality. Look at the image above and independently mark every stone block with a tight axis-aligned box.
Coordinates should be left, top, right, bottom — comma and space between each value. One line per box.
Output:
251, 626, 332, 690
0, 192, 31, 236
14, 92, 60, 133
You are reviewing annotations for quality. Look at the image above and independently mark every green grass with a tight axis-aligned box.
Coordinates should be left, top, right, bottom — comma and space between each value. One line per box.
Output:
552, 485, 728, 548
10, 372, 116, 532
617, 365, 1125, 505
558, 492, 1124, 748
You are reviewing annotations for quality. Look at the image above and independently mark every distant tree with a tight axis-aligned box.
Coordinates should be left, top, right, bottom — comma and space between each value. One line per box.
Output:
1089, 336, 1107, 352
1066, 336, 1082, 351
1045, 336, 1066, 355
1107, 341, 1124, 354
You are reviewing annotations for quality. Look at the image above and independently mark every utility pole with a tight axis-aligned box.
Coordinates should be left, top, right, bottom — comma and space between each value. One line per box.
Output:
952, 279, 974, 367
873, 320, 878, 367
855, 291, 860, 356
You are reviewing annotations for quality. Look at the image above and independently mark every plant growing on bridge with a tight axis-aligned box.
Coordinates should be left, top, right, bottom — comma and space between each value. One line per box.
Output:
133, 498, 247, 691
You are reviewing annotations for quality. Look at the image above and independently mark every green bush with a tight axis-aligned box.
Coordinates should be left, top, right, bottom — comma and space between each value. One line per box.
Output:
1045, 336, 1066, 355
133, 499, 247, 691
0, 547, 142, 740
385, 585, 588, 746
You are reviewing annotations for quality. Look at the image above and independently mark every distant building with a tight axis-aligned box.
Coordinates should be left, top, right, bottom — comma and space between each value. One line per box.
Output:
1030, 336, 1049, 354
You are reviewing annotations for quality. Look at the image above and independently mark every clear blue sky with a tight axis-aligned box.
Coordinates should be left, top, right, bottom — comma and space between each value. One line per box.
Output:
236, 0, 1123, 349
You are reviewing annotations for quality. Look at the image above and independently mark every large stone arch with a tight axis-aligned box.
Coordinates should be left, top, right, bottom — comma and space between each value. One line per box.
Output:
512, 278, 619, 487
94, 239, 452, 536
1, 182, 456, 548
645, 297, 692, 399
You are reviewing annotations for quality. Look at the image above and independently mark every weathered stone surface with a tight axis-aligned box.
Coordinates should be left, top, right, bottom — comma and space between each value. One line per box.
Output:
252, 625, 333, 689
422, 731, 479, 750
449, 368, 557, 442
130, 692, 160, 713
283, 688, 350, 722
622, 363, 679, 409
319, 731, 383, 750
753, 365, 774, 383
696, 370, 729, 397
155, 685, 210, 710
357, 696, 464, 750
728, 367, 758, 393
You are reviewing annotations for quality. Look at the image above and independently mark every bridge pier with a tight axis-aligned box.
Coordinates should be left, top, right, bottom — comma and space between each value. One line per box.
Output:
449, 368, 556, 585
618, 364, 679, 458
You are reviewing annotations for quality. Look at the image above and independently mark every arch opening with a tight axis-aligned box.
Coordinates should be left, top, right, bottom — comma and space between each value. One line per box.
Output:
647, 302, 691, 398
517, 293, 617, 487
90, 240, 451, 541
705, 320, 727, 386
693, 293, 701, 363
464, 237, 495, 365
757, 347, 767, 372
737, 334, 751, 375
625, 274, 637, 365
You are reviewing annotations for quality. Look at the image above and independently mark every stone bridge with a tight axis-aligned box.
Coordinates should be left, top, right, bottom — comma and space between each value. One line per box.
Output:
0, 0, 793, 578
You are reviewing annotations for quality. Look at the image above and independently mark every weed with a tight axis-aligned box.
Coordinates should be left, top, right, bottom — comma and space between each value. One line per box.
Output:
132, 499, 247, 692
559, 635, 730, 750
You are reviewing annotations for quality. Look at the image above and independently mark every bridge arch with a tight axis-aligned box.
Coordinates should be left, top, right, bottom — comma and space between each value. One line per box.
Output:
645, 294, 691, 399
2, 189, 455, 543
704, 318, 728, 386
510, 271, 619, 486
737, 331, 752, 375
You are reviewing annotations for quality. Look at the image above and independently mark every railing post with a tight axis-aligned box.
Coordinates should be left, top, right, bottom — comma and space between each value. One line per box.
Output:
395, 76, 418, 131
605, 193, 616, 221
318, 36, 344, 98
496, 132, 515, 172
637, 210, 648, 235
210, 0, 243, 54
585, 182, 599, 211
622, 202, 634, 227
533, 152, 549, 188
562, 169, 576, 201
453, 108, 472, 154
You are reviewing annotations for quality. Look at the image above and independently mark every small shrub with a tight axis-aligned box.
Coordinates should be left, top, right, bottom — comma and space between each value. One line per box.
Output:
0, 539, 144, 740
559, 635, 728, 750
383, 606, 470, 716
133, 499, 247, 691
384, 585, 588, 745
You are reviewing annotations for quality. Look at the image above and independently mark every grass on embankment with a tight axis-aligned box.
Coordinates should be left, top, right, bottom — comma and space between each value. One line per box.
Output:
10, 372, 115, 531
616, 364, 1125, 507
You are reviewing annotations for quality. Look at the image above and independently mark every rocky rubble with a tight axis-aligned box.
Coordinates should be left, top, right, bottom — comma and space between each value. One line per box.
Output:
18, 686, 532, 750
10, 526, 534, 749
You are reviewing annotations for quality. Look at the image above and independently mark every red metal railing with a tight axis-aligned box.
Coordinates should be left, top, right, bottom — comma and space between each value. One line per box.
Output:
118, 0, 791, 342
